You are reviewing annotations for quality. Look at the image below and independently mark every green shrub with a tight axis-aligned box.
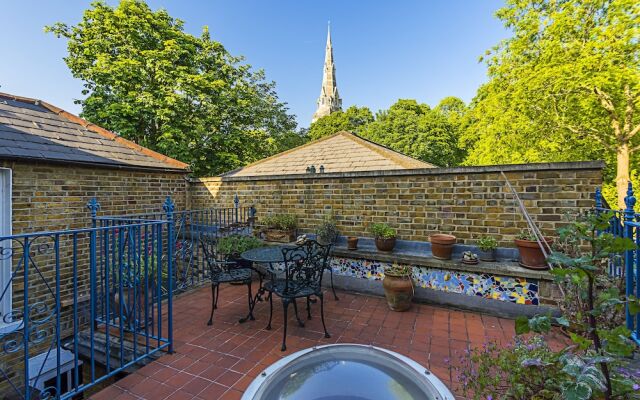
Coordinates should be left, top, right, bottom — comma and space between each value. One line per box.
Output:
262, 214, 298, 230
217, 234, 264, 256
515, 230, 537, 241
370, 223, 396, 239
477, 236, 498, 251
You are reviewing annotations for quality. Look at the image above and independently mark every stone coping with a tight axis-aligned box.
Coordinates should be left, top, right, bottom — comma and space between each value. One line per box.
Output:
330, 245, 554, 281
195, 160, 604, 182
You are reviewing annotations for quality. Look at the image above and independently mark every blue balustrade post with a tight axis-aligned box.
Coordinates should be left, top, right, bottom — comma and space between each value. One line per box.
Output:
595, 187, 602, 210
249, 205, 257, 229
163, 196, 175, 353
87, 199, 100, 338
87, 197, 100, 227
234, 193, 240, 225
623, 182, 636, 332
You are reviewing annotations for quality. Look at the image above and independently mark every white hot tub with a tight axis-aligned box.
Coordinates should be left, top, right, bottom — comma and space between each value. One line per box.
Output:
242, 344, 455, 400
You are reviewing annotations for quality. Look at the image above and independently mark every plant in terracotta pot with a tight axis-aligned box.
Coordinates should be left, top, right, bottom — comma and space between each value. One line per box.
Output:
430, 233, 456, 260
261, 214, 298, 243
476, 236, 498, 261
217, 234, 264, 267
514, 230, 553, 270
316, 213, 339, 245
382, 264, 414, 311
370, 223, 397, 252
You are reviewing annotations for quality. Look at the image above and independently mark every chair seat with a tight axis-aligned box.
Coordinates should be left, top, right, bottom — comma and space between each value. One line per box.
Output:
212, 268, 252, 284
264, 279, 319, 298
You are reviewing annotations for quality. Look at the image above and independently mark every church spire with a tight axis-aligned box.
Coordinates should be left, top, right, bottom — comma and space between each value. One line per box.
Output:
312, 22, 342, 123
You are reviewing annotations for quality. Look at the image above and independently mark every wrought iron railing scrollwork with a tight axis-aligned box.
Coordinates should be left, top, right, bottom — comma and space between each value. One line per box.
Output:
0, 197, 174, 400
96, 195, 257, 295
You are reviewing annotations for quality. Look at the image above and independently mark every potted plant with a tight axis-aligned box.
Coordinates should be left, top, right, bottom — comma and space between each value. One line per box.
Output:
461, 251, 479, 265
316, 213, 339, 245
370, 223, 397, 252
262, 214, 298, 243
382, 264, 414, 311
430, 233, 456, 260
347, 236, 359, 250
514, 231, 552, 270
217, 234, 264, 268
476, 236, 498, 261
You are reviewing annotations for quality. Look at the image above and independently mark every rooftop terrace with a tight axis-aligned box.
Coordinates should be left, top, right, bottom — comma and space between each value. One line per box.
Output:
91, 284, 567, 400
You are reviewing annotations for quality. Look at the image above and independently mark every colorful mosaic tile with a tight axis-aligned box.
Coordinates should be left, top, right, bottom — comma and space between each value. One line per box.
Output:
329, 257, 539, 305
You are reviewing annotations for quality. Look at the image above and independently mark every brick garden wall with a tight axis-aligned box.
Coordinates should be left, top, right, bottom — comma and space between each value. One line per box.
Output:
190, 161, 603, 247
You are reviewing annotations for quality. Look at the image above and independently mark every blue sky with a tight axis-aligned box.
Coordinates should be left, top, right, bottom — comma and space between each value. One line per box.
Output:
0, 0, 508, 127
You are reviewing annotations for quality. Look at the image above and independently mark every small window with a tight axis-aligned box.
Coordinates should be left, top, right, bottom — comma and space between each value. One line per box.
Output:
0, 168, 12, 328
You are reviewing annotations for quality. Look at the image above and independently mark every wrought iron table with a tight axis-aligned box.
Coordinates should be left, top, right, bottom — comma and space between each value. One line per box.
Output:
241, 245, 291, 265
239, 245, 304, 324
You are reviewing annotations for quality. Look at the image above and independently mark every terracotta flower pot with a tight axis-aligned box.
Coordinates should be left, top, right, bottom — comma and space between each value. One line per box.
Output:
375, 237, 396, 252
430, 234, 456, 260
382, 274, 413, 311
514, 238, 553, 270
347, 236, 359, 250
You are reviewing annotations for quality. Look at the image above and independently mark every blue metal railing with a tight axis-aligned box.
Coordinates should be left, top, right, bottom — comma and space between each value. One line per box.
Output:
595, 184, 640, 345
97, 195, 256, 295
0, 197, 175, 399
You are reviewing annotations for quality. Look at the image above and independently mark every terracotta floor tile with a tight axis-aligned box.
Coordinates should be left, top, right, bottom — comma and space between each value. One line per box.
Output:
91, 284, 566, 400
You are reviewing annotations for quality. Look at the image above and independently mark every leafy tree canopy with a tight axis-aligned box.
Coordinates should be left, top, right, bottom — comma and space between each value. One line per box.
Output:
461, 0, 640, 207
46, 0, 303, 176
360, 99, 467, 167
308, 105, 374, 140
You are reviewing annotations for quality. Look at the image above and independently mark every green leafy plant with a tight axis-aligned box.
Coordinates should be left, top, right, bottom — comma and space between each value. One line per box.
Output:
262, 214, 298, 230
316, 213, 339, 244
216, 235, 264, 257
370, 223, 396, 239
515, 230, 537, 241
477, 236, 498, 251
453, 336, 587, 400
384, 263, 412, 277
454, 211, 640, 399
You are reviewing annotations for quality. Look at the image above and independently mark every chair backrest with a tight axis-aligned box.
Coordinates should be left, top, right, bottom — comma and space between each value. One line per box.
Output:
281, 240, 331, 294
199, 234, 225, 276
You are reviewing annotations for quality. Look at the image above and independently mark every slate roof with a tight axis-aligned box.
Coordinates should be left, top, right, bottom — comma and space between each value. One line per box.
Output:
0, 92, 189, 171
223, 131, 435, 177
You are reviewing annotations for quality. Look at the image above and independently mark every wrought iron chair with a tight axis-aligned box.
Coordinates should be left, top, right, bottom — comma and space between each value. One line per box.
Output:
200, 235, 254, 325
264, 239, 332, 351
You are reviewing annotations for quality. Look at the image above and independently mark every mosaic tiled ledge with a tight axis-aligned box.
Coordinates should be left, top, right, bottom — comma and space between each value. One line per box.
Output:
330, 257, 539, 306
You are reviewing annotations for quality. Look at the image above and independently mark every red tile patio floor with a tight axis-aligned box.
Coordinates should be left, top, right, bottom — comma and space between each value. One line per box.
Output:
91, 284, 566, 400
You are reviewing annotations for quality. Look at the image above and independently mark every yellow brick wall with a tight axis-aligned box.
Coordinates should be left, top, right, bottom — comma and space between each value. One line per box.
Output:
190, 162, 602, 247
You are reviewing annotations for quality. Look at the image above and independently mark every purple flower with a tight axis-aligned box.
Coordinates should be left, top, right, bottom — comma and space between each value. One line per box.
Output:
487, 396, 493, 400
633, 383, 639, 391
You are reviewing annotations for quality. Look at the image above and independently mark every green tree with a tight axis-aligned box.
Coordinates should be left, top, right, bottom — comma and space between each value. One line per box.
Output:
308, 105, 374, 140
361, 99, 466, 167
462, 0, 640, 208
46, 0, 302, 176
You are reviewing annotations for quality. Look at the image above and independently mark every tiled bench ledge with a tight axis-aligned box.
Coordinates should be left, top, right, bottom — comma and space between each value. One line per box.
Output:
330, 246, 553, 282
322, 237, 560, 319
